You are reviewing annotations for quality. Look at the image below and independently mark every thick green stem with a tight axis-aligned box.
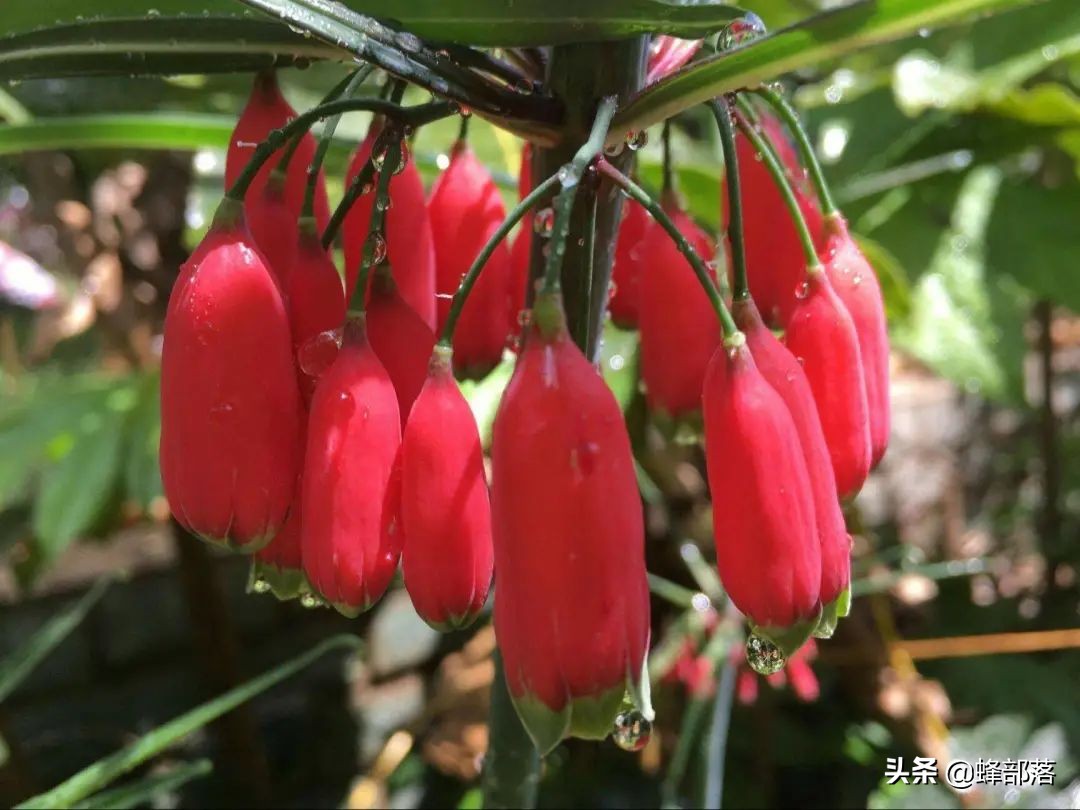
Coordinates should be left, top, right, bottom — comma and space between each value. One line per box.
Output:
533, 38, 647, 359
347, 131, 401, 314
481, 652, 540, 809
733, 96, 820, 272
597, 159, 739, 342
224, 97, 453, 203
440, 172, 561, 347
302, 66, 374, 219
753, 85, 839, 216
540, 95, 618, 293
709, 98, 749, 302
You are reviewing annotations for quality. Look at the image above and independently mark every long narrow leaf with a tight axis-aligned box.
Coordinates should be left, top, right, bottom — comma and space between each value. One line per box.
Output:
610, 0, 1038, 140
0, 577, 111, 705
76, 759, 213, 810
17, 634, 361, 810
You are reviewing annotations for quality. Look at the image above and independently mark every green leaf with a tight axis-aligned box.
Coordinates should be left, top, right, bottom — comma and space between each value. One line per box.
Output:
31, 391, 132, 566
611, 0, 1040, 139
0, 0, 745, 80
0, 2, 344, 81
986, 174, 1080, 312
0, 114, 234, 156
892, 166, 1029, 402
17, 635, 361, 810
0, 577, 111, 705
123, 373, 163, 514
77, 759, 212, 810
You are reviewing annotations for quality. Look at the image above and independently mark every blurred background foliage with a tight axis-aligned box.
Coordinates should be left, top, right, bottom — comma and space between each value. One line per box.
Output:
0, 0, 1079, 807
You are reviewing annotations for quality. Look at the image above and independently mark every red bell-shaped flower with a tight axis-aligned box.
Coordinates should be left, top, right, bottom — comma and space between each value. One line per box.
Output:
822, 216, 890, 466
702, 338, 822, 667
730, 111, 824, 325
250, 422, 309, 601
491, 292, 652, 754
784, 269, 872, 499
608, 198, 651, 329
367, 269, 436, 427
429, 142, 513, 379
344, 124, 437, 331
246, 175, 298, 286
286, 223, 346, 403
400, 347, 493, 630
734, 298, 851, 635
301, 317, 402, 616
161, 201, 302, 550
224, 71, 330, 233
638, 197, 720, 418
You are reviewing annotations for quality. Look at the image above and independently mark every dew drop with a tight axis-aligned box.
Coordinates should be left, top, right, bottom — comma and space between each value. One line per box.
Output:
514, 77, 535, 94
626, 130, 648, 151
251, 577, 271, 594
365, 232, 388, 265
146, 8, 161, 18
604, 141, 626, 158
393, 140, 410, 175
298, 328, 343, 377
794, 281, 810, 300
852, 273, 863, 287
719, 12, 766, 51
745, 634, 785, 675
517, 308, 533, 327
376, 196, 392, 212
612, 710, 652, 752
300, 593, 325, 609
459, 105, 472, 118
533, 207, 555, 237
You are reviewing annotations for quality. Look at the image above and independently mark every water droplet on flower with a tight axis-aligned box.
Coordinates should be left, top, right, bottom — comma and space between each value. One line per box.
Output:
719, 13, 766, 50
612, 710, 652, 752
298, 328, 343, 376
746, 634, 785, 675
365, 232, 388, 265
393, 140, 410, 175
852, 273, 863, 286
251, 577, 271, 594
604, 141, 626, 158
626, 130, 649, 151
376, 196, 392, 212
300, 592, 325, 609
533, 207, 555, 237
794, 281, 810, 300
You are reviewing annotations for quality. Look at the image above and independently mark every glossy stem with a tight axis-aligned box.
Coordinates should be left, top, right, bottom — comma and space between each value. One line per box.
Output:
753, 85, 839, 216
302, 66, 375, 219
224, 97, 454, 203
575, 194, 599, 349
597, 159, 739, 341
347, 130, 401, 314
709, 97, 749, 301
439, 172, 562, 347
540, 95, 618, 293
661, 118, 675, 193
733, 96, 819, 269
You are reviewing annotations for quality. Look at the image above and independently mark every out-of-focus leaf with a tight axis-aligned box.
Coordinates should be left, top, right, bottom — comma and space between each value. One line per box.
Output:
991, 83, 1080, 127
986, 175, 1080, 312
892, 0, 1080, 116
17, 635, 361, 810
460, 357, 514, 450
123, 373, 163, 514
31, 386, 135, 565
77, 759, 213, 810
853, 232, 913, 323
638, 159, 722, 230
600, 324, 640, 412
0, 114, 234, 156
891, 167, 1029, 402
0, 577, 110, 705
